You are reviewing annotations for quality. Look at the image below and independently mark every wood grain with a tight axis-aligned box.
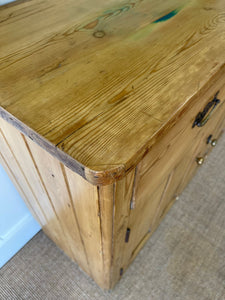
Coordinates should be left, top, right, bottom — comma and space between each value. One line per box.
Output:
1, 0, 225, 290
110, 170, 135, 288
0, 117, 136, 289
112, 79, 225, 275
1, 0, 225, 184
0, 118, 98, 283
25, 136, 91, 274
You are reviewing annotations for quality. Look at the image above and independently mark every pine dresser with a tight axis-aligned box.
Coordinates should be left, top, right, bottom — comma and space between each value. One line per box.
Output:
0, 0, 225, 289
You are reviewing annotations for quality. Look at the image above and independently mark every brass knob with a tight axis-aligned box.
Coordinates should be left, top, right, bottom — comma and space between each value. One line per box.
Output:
211, 139, 217, 147
196, 157, 204, 165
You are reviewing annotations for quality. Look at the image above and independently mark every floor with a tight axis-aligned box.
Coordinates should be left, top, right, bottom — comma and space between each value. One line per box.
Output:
0, 134, 225, 300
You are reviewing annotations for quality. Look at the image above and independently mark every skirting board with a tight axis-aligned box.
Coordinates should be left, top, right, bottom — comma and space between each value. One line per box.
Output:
0, 214, 41, 268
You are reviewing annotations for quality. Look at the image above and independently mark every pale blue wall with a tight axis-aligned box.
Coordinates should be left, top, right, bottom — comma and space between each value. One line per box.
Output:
0, 164, 41, 268
0, 0, 16, 5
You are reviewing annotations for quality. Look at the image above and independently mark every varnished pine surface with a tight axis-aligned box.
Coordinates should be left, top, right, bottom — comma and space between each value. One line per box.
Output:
1, 0, 225, 184
0, 117, 137, 289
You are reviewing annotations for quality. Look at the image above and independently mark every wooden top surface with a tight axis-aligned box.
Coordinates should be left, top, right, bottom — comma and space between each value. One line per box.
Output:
1, 0, 225, 184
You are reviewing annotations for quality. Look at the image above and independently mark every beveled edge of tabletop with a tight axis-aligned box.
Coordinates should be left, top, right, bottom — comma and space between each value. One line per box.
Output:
0, 106, 126, 185
1, 62, 225, 186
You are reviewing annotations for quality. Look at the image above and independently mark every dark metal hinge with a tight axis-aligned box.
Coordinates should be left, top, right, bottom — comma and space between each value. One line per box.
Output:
125, 228, 131, 243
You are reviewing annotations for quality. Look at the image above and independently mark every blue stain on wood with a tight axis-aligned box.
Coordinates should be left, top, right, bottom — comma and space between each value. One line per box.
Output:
153, 9, 179, 24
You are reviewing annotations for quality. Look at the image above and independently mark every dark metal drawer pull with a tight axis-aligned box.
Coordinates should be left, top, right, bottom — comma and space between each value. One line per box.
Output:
192, 91, 221, 128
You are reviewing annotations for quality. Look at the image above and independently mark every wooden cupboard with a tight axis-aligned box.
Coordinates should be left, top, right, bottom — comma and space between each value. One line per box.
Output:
0, 0, 225, 289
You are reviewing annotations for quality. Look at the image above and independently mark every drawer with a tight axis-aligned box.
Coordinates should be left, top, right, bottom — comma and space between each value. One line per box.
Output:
122, 81, 225, 266
136, 81, 225, 200
176, 99, 225, 197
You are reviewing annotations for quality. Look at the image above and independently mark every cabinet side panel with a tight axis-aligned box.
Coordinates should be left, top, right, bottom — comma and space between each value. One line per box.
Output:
0, 119, 73, 256
0, 119, 90, 275
65, 166, 107, 288
25, 136, 90, 275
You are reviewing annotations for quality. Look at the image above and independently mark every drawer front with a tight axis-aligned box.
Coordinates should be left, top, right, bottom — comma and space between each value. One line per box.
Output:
136, 81, 225, 199
122, 79, 225, 266
177, 98, 225, 197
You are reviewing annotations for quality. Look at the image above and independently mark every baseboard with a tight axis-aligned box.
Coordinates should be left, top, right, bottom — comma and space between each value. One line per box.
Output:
0, 214, 41, 268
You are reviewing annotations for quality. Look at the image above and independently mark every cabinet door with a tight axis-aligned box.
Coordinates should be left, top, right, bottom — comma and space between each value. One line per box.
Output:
123, 139, 199, 265
151, 141, 201, 229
